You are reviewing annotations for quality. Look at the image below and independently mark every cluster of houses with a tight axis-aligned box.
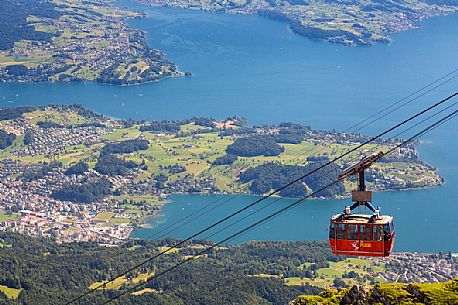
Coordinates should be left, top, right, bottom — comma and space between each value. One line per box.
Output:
377, 252, 458, 283
0, 159, 40, 178
0, 161, 137, 243
0, 110, 222, 243
0, 209, 133, 244
14, 125, 109, 158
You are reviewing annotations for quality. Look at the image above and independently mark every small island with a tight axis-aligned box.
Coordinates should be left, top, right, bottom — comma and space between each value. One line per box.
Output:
140, 0, 458, 46
0, 0, 180, 85
0, 105, 443, 244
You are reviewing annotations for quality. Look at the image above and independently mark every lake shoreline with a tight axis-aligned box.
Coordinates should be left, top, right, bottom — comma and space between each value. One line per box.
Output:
130, 179, 444, 235
1, 3, 457, 252
136, 0, 458, 46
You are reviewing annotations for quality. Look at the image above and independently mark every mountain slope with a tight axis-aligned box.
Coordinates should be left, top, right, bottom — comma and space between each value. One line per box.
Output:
292, 278, 458, 305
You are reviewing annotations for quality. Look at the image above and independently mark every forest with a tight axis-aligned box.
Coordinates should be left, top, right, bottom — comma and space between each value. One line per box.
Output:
0, 0, 60, 50
1, 232, 454, 305
101, 139, 150, 155
212, 154, 238, 165
64, 161, 89, 176
226, 136, 285, 157
139, 121, 182, 133
36, 121, 65, 129
0, 233, 334, 305
94, 155, 138, 176
51, 178, 111, 203
0, 107, 35, 121
0, 130, 16, 149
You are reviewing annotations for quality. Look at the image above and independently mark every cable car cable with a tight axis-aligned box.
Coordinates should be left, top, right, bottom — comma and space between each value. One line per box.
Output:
128, 195, 229, 242
124, 71, 457, 244
345, 68, 458, 133
352, 74, 458, 133
290, 72, 458, 165
100, 106, 458, 305
64, 92, 457, 305
203, 101, 458, 241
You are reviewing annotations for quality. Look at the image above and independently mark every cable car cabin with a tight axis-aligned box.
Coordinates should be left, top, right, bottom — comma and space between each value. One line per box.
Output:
329, 214, 395, 257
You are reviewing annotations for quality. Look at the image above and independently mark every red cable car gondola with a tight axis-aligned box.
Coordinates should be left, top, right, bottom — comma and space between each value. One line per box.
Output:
329, 152, 396, 257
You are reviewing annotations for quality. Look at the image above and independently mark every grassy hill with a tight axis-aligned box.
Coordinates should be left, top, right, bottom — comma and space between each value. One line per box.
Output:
0, 232, 456, 304
292, 278, 458, 305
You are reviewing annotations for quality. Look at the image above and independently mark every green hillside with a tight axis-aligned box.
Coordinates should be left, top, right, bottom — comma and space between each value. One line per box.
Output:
292, 278, 458, 305
0, 232, 456, 304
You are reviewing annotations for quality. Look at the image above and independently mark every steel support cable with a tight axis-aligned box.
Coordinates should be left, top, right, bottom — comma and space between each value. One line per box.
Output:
351, 74, 458, 133
100, 106, 458, 305
291, 72, 458, 165
64, 92, 457, 305
127, 195, 229, 242
346, 69, 458, 133
219, 109, 458, 249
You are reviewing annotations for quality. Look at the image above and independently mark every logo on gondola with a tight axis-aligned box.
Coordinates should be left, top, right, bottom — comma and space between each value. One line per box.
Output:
351, 241, 359, 250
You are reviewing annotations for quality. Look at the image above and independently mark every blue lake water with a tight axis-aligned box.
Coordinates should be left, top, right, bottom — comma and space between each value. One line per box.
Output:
1, 0, 458, 252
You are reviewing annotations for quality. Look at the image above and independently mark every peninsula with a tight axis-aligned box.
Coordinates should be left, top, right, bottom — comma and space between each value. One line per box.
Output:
140, 0, 458, 46
0, 105, 442, 244
0, 0, 180, 85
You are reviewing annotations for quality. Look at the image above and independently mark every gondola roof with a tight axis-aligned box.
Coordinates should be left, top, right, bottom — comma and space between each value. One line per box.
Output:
330, 214, 393, 224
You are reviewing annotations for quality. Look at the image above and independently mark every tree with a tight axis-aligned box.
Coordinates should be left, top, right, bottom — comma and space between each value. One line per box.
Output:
94, 155, 137, 176
51, 178, 111, 203
226, 136, 285, 157
64, 161, 89, 176
0, 130, 16, 149
23, 130, 33, 145
212, 154, 237, 166
101, 139, 149, 155
333, 278, 348, 288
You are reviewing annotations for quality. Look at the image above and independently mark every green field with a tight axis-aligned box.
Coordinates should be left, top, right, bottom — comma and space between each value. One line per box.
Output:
0, 212, 18, 222
131, 287, 159, 296
93, 212, 114, 221
0, 285, 22, 300
158, 246, 181, 255
113, 195, 164, 205
89, 271, 154, 291
285, 258, 386, 288
89, 276, 128, 290
108, 217, 130, 224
